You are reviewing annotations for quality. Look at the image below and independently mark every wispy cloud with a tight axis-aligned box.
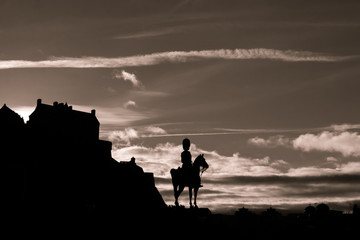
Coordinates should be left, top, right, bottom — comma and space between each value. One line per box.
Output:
102, 123, 360, 140
104, 126, 168, 147
247, 124, 360, 157
123, 100, 136, 109
330, 124, 360, 132
217, 124, 360, 134
0, 48, 356, 69
107, 127, 139, 147
113, 28, 175, 40
73, 104, 153, 127
293, 131, 360, 157
248, 135, 292, 148
113, 70, 143, 88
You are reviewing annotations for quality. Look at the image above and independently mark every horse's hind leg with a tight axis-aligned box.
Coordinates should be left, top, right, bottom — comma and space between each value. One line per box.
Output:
189, 187, 193, 208
175, 185, 185, 207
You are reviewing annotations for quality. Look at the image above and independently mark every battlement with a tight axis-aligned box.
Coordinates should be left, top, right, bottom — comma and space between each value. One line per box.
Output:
28, 99, 100, 141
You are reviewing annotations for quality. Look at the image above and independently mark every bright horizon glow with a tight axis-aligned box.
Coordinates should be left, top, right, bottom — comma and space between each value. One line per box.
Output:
13, 106, 33, 122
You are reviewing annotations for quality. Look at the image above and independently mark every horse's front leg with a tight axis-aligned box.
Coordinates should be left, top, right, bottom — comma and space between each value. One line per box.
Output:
173, 184, 179, 206
189, 187, 193, 208
194, 187, 199, 208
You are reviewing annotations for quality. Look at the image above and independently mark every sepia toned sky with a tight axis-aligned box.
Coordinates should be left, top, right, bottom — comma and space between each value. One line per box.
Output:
1, 0, 360, 213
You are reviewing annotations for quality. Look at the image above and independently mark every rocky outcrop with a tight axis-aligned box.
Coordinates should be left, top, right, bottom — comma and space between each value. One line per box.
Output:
0, 99, 166, 222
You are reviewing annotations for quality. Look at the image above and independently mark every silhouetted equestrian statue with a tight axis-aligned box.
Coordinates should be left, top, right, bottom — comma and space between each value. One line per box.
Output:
170, 138, 209, 208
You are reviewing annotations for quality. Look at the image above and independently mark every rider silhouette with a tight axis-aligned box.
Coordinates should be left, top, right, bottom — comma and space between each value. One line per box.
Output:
181, 138, 192, 185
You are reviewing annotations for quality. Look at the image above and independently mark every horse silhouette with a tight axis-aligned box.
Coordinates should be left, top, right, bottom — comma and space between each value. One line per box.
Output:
170, 154, 209, 208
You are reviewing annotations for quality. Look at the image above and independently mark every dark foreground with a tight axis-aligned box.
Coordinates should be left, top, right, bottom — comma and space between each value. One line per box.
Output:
4, 206, 359, 239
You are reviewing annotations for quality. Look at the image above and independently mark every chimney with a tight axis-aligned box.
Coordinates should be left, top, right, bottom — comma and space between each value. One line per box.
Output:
91, 109, 96, 116
37, 98, 42, 106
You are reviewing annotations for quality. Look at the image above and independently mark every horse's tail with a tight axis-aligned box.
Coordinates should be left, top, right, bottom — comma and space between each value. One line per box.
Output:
170, 168, 177, 178
170, 168, 177, 185
171, 168, 182, 182
170, 167, 181, 176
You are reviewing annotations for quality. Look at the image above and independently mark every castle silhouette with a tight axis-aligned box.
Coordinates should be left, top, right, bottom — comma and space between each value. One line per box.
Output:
0, 99, 166, 227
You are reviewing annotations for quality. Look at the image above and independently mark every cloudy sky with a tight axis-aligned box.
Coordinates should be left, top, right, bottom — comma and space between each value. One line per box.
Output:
1, 0, 360, 213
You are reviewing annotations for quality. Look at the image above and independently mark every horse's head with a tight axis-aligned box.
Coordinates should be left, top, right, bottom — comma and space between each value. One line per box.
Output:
194, 153, 209, 172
